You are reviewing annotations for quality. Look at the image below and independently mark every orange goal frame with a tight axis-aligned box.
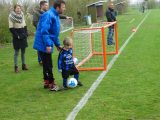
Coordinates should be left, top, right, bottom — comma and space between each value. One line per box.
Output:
70, 21, 118, 71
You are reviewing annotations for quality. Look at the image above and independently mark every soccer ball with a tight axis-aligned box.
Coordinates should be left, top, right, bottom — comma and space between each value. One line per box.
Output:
67, 78, 78, 88
73, 57, 78, 65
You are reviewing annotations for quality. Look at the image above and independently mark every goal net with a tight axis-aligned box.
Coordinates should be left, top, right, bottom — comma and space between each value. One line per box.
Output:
91, 22, 118, 55
71, 27, 106, 71
60, 19, 74, 33
71, 22, 118, 71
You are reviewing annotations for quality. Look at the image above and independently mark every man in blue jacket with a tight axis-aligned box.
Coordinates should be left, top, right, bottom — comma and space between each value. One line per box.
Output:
33, 0, 66, 91
106, 2, 117, 45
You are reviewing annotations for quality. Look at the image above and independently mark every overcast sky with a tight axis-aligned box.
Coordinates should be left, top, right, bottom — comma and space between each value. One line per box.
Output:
129, 0, 144, 4
129, 0, 160, 4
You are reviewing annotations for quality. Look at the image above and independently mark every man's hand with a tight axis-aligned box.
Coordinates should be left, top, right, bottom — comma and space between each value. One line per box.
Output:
56, 46, 63, 51
66, 16, 72, 19
46, 46, 52, 53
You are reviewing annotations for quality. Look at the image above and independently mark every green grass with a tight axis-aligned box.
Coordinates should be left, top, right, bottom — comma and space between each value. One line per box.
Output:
76, 9, 160, 120
0, 9, 160, 120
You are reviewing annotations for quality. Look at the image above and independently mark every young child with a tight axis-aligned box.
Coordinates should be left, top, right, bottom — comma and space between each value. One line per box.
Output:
58, 37, 83, 89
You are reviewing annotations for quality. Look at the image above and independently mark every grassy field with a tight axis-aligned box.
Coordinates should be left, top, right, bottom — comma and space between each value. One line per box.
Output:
76, 9, 160, 120
0, 9, 160, 120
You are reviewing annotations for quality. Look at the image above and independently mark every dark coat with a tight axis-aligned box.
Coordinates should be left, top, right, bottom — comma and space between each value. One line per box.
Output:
9, 27, 28, 49
32, 10, 67, 29
106, 8, 117, 28
106, 8, 117, 22
9, 12, 28, 50
32, 9, 44, 29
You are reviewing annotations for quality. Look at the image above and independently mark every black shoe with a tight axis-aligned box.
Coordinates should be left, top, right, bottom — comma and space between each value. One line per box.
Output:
14, 66, 19, 73
107, 42, 115, 45
77, 81, 83, 86
22, 64, 28, 70
107, 43, 114, 45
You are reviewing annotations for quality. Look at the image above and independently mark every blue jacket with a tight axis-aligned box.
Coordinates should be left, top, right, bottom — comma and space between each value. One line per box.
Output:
58, 48, 74, 71
33, 7, 61, 53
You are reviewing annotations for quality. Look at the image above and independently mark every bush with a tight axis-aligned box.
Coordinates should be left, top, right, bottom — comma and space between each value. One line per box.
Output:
0, 1, 36, 44
0, 4, 12, 43
147, 0, 159, 9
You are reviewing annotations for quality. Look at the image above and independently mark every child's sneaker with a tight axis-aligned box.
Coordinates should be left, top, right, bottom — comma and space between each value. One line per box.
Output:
77, 81, 83, 86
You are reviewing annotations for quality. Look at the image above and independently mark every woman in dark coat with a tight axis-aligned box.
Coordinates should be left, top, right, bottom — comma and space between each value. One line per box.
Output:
9, 4, 28, 73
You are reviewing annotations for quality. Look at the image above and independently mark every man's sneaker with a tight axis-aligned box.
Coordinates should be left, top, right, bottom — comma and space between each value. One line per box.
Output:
50, 84, 61, 91
77, 81, 83, 86
44, 80, 49, 89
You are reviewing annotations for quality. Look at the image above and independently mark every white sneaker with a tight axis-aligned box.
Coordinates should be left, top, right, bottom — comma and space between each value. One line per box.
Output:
50, 85, 60, 91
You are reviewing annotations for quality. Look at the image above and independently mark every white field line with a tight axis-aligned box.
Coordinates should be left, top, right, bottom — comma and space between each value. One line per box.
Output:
66, 12, 150, 120
129, 18, 135, 23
